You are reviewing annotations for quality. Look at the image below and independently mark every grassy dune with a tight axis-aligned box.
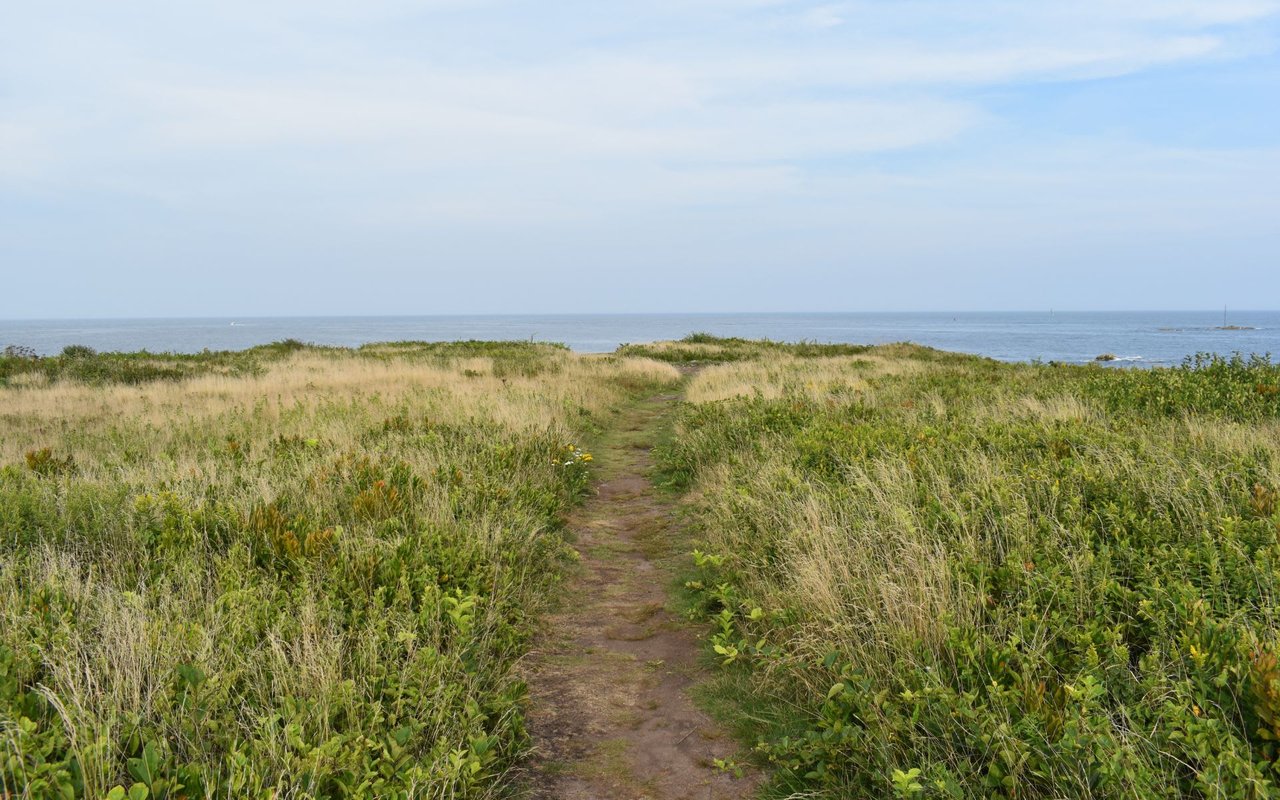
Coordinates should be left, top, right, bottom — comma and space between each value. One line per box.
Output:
0, 342, 679, 799
657, 338, 1280, 798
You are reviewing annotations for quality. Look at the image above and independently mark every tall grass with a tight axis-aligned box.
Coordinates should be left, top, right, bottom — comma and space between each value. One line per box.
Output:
616, 334, 876, 364
0, 342, 679, 799
662, 343, 1280, 798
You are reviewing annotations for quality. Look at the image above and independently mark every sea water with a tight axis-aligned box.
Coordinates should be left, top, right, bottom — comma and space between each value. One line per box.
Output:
2, 311, 1277, 366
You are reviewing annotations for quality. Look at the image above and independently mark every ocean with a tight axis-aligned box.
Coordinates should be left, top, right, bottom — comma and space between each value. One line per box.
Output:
2, 311, 1277, 366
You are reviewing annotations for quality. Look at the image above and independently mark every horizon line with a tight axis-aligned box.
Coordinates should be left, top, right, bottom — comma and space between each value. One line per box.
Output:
4, 309, 1279, 323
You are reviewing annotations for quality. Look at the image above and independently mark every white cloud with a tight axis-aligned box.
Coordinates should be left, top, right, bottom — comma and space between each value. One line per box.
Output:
675, 35, 1227, 93
125, 75, 978, 165
1037, 0, 1280, 26
0, 121, 59, 180
1, 0, 1276, 296
4, 0, 1273, 179
800, 5, 846, 30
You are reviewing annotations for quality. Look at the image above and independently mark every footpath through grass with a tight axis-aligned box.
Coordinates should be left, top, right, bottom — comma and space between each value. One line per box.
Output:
523, 387, 753, 799
8, 333, 1280, 799
652, 336, 1280, 799
0, 342, 679, 799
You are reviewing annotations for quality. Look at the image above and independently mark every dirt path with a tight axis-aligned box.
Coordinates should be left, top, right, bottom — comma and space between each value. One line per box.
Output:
521, 392, 755, 799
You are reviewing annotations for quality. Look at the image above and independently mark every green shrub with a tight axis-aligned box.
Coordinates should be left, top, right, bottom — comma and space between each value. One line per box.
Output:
1086, 352, 1280, 421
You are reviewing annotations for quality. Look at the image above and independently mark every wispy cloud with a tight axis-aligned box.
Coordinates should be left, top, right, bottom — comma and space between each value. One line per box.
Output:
7, 1, 1273, 162
1, 0, 1277, 315
800, 4, 846, 30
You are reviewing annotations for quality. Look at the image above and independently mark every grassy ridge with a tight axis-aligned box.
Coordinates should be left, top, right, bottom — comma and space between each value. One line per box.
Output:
658, 340, 1280, 798
617, 334, 875, 363
0, 340, 576, 388
0, 343, 679, 799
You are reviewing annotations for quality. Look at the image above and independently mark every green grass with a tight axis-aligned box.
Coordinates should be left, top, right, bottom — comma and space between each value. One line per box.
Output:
0, 343, 680, 799
0, 339, 584, 389
10, 333, 1280, 798
616, 333, 876, 363
660, 338, 1280, 799
0, 339, 320, 387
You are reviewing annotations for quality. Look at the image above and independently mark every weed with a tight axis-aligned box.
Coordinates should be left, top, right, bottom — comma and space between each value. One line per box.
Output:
24, 448, 75, 477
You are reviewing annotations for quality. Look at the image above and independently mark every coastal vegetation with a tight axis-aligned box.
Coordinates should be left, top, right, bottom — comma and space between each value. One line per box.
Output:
656, 338, 1280, 798
0, 341, 679, 798
6, 333, 1280, 799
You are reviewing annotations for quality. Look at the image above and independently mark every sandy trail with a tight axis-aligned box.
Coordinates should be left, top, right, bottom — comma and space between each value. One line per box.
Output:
522, 392, 755, 800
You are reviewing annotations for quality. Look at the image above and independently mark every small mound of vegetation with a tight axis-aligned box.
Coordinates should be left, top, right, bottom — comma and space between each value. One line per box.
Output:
0, 339, 585, 389
617, 333, 889, 363
0, 340, 341, 387
358, 340, 571, 378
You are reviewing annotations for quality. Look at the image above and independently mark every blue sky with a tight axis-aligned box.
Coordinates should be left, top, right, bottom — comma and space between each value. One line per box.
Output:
2, 1, 1278, 317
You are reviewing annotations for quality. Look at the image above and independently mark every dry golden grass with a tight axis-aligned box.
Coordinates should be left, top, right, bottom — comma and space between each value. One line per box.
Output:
684, 354, 928, 404
0, 351, 679, 463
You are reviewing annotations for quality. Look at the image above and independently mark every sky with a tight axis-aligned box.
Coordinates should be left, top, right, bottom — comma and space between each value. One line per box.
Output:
2, 1, 1279, 318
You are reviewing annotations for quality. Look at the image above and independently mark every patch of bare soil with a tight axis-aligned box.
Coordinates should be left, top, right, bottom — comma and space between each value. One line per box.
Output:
521, 394, 756, 799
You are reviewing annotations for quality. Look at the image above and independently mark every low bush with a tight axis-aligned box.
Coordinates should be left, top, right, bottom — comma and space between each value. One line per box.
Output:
1085, 352, 1280, 421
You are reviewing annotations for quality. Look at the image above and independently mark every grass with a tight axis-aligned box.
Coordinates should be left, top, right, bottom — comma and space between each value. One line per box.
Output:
658, 339, 1280, 798
9, 332, 1280, 799
0, 340, 320, 388
617, 333, 879, 364
0, 341, 680, 799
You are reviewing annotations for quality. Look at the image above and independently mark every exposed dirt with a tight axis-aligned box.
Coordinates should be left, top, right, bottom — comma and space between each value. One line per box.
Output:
521, 393, 756, 799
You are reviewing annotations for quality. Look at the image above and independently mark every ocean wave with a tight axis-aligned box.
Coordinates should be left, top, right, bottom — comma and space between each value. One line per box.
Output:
1085, 355, 1145, 365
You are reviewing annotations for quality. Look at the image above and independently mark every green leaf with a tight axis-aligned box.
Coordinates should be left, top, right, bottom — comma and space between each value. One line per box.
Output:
177, 663, 205, 688
127, 742, 160, 787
